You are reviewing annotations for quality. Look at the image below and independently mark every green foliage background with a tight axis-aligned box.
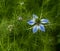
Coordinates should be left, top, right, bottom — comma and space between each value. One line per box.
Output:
0, 0, 60, 51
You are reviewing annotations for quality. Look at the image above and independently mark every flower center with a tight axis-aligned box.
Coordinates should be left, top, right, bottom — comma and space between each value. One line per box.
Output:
36, 19, 40, 25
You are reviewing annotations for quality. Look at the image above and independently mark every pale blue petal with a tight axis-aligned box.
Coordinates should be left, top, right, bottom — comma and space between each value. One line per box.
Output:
41, 19, 49, 23
27, 20, 35, 25
39, 24, 45, 32
33, 25, 38, 33
33, 14, 38, 19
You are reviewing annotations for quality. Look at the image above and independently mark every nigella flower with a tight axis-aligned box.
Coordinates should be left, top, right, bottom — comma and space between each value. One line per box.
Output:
18, 17, 23, 21
27, 14, 49, 33
8, 25, 14, 31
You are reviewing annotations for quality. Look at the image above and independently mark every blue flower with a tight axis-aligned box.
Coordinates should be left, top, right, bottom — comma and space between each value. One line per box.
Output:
27, 14, 49, 33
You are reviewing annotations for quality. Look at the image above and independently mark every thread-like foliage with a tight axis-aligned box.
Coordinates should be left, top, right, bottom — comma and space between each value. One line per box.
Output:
0, 0, 60, 51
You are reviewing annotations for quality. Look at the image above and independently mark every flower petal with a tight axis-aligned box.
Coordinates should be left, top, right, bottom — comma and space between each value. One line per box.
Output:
33, 25, 38, 33
27, 20, 35, 25
33, 14, 38, 19
41, 19, 49, 23
39, 24, 45, 32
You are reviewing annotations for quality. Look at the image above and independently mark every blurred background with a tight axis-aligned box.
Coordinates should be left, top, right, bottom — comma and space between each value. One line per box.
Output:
0, 0, 60, 51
